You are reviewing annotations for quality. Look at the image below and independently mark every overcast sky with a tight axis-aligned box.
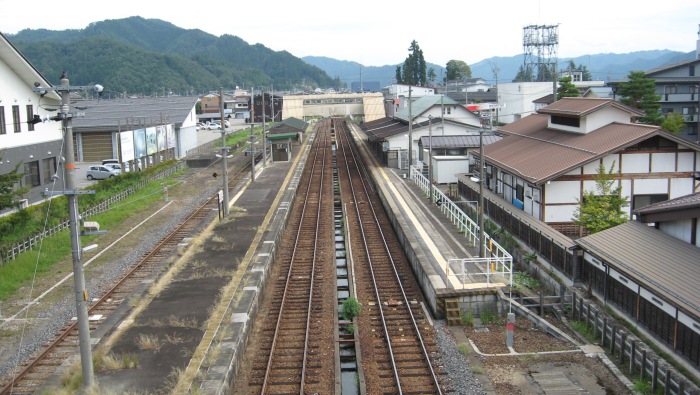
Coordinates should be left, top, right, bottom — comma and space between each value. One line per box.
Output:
2, 0, 698, 67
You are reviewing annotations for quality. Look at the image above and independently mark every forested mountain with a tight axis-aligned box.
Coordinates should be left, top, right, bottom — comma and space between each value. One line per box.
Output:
7, 17, 343, 96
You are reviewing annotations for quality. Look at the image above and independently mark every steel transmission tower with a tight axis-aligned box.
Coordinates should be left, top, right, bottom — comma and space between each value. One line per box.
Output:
522, 24, 559, 82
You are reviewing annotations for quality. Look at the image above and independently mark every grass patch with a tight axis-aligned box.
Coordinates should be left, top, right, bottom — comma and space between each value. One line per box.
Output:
632, 379, 654, 394
513, 271, 542, 291
0, 165, 184, 301
570, 320, 598, 342
461, 309, 474, 327
480, 307, 497, 326
136, 334, 161, 351
458, 342, 470, 355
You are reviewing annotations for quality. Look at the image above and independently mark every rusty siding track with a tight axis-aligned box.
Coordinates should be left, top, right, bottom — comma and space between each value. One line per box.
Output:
1, 156, 258, 395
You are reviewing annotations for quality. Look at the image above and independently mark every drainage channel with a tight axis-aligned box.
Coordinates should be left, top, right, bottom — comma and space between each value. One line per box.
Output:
333, 129, 361, 395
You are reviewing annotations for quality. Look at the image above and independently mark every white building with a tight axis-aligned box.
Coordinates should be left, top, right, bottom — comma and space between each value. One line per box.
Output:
476, 97, 700, 237
496, 82, 554, 124
0, 33, 62, 208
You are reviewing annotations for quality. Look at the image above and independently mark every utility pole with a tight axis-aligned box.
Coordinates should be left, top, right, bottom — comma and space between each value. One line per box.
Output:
477, 116, 488, 259
428, 115, 433, 203
262, 87, 267, 168
34, 72, 102, 388
219, 87, 230, 217
408, 86, 413, 174
250, 123, 256, 182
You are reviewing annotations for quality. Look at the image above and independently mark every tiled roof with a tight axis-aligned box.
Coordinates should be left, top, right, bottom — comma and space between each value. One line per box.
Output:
575, 221, 700, 316
634, 192, 700, 215
486, 114, 671, 184
537, 97, 644, 118
71, 96, 198, 130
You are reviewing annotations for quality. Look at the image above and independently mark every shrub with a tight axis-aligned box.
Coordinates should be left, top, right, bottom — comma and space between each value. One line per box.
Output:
341, 297, 361, 321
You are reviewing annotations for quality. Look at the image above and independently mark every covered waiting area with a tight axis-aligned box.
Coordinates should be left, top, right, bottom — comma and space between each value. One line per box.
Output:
267, 132, 300, 162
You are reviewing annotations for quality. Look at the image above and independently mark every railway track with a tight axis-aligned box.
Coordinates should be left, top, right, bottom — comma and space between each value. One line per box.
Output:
234, 118, 446, 394
247, 124, 336, 394
0, 155, 259, 395
335, 117, 445, 394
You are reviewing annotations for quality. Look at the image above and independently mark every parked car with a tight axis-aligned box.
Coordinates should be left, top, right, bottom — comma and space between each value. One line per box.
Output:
104, 163, 123, 175
102, 158, 120, 166
87, 165, 118, 180
196, 122, 206, 131
223, 120, 230, 128
208, 122, 221, 130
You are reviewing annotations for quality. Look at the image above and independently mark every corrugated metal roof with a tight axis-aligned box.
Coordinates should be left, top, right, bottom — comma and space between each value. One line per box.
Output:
486, 114, 678, 184
634, 192, 700, 215
418, 134, 502, 149
268, 132, 298, 140
71, 96, 198, 131
537, 97, 644, 118
575, 221, 700, 317
394, 95, 460, 122
280, 117, 308, 131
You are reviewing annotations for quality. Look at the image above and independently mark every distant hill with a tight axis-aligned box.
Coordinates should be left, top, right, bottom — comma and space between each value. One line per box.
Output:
6, 17, 342, 96
303, 56, 445, 90
305, 50, 696, 88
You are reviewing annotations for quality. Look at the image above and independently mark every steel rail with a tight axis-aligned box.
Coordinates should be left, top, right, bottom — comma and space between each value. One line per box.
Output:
335, 118, 443, 394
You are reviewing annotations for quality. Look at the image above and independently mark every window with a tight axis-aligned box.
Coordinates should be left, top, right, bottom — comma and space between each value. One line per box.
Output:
42, 157, 56, 184
12, 105, 20, 133
0, 106, 5, 134
23, 160, 40, 187
551, 115, 580, 127
26, 105, 35, 131
632, 194, 668, 211
690, 65, 695, 77
664, 85, 677, 94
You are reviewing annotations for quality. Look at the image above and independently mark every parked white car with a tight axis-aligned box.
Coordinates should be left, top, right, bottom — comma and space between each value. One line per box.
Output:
104, 163, 123, 175
86, 165, 118, 180
208, 122, 221, 130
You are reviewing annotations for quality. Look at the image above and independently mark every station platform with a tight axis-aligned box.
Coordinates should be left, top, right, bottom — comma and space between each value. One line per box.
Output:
53, 120, 504, 393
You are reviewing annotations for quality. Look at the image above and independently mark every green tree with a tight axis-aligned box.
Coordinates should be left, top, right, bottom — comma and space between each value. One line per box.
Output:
427, 67, 437, 85
445, 60, 472, 81
395, 65, 403, 84
557, 76, 580, 100
572, 162, 629, 234
400, 40, 427, 86
563, 60, 592, 81
0, 155, 28, 211
661, 112, 686, 134
513, 65, 534, 82
617, 71, 662, 125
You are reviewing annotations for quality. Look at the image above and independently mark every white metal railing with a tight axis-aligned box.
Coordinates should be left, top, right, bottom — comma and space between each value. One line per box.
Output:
446, 257, 513, 288
409, 165, 512, 288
